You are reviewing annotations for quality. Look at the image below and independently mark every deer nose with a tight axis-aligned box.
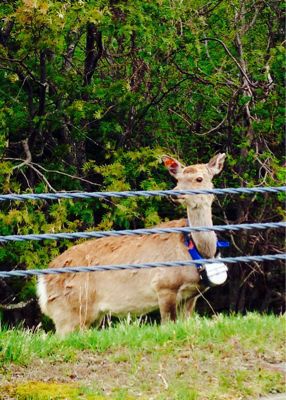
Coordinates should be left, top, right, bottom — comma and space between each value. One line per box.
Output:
170, 188, 185, 203
170, 195, 186, 206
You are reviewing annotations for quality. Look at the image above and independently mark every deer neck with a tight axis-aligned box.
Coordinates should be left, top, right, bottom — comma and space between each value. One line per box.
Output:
186, 205, 217, 259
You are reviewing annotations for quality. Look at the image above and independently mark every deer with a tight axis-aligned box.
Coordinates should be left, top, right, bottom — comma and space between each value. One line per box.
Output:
37, 153, 226, 336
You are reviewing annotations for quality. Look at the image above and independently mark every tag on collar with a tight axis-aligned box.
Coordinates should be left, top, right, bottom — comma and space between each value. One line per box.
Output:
201, 262, 228, 287
184, 234, 228, 287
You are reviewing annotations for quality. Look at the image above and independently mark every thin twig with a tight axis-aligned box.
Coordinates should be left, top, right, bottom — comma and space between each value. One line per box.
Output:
28, 164, 56, 192
6, 158, 102, 188
200, 37, 255, 87
196, 287, 217, 316
32, 163, 102, 188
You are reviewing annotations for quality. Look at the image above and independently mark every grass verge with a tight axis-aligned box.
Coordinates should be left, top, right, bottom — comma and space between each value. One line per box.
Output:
0, 313, 285, 399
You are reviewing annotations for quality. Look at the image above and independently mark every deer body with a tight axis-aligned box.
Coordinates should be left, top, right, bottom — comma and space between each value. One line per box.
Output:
37, 153, 226, 336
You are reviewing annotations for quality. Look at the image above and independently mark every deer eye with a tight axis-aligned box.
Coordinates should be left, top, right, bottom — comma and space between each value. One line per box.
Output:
196, 177, 203, 182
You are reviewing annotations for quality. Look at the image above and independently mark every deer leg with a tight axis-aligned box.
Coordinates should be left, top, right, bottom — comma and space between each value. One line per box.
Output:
55, 319, 81, 337
157, 289, 177, 322
182, 296, 198, 318
47, 299, 99, 336
54, 312, 100, 336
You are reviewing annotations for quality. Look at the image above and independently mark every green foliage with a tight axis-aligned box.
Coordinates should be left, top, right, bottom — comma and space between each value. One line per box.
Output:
0, 0, 284, 307
84, 147, 171, 229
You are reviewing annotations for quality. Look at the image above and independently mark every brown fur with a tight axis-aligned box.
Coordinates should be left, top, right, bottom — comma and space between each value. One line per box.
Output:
37, 154, 226, 336
183, 166, 199, 174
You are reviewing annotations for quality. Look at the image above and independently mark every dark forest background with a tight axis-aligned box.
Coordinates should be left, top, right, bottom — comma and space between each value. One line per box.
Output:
0, 0, 285, 328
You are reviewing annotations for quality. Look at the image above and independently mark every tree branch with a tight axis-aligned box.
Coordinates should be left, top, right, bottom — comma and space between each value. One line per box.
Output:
198, 0, 224, 16
63, 28, 82, 72
83, 23, 103, 86
172, 62, 215, 85
38, 50, 47, 116
0, 20, 14, 47
133, 76, 191, 132
7, 157, 101, 188
200, 37, 255, 87
12, 139, 32, 170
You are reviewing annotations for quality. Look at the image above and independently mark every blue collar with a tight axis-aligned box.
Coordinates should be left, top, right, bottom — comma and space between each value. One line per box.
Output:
184, 234, 229, 269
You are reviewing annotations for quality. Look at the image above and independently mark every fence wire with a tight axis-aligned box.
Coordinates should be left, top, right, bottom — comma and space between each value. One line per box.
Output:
0, 253, 285, 278
0, 186, 285, 202
0, 222, 285, 243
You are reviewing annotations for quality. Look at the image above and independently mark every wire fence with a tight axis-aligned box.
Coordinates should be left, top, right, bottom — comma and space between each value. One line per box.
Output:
0, 254, 285, 279
0, 186, 285, 202
0, 185, 285, 279
0, 222, 285, 243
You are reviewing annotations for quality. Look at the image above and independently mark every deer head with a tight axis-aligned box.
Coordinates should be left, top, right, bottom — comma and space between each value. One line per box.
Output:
162, 153, 226, 209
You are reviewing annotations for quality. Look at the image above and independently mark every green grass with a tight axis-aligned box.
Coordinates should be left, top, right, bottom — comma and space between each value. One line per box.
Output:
0, 313, 285, 399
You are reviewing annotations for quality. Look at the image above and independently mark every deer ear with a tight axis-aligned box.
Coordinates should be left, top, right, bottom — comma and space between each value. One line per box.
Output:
207, 153, 226, 176
162, 156, 184, 177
